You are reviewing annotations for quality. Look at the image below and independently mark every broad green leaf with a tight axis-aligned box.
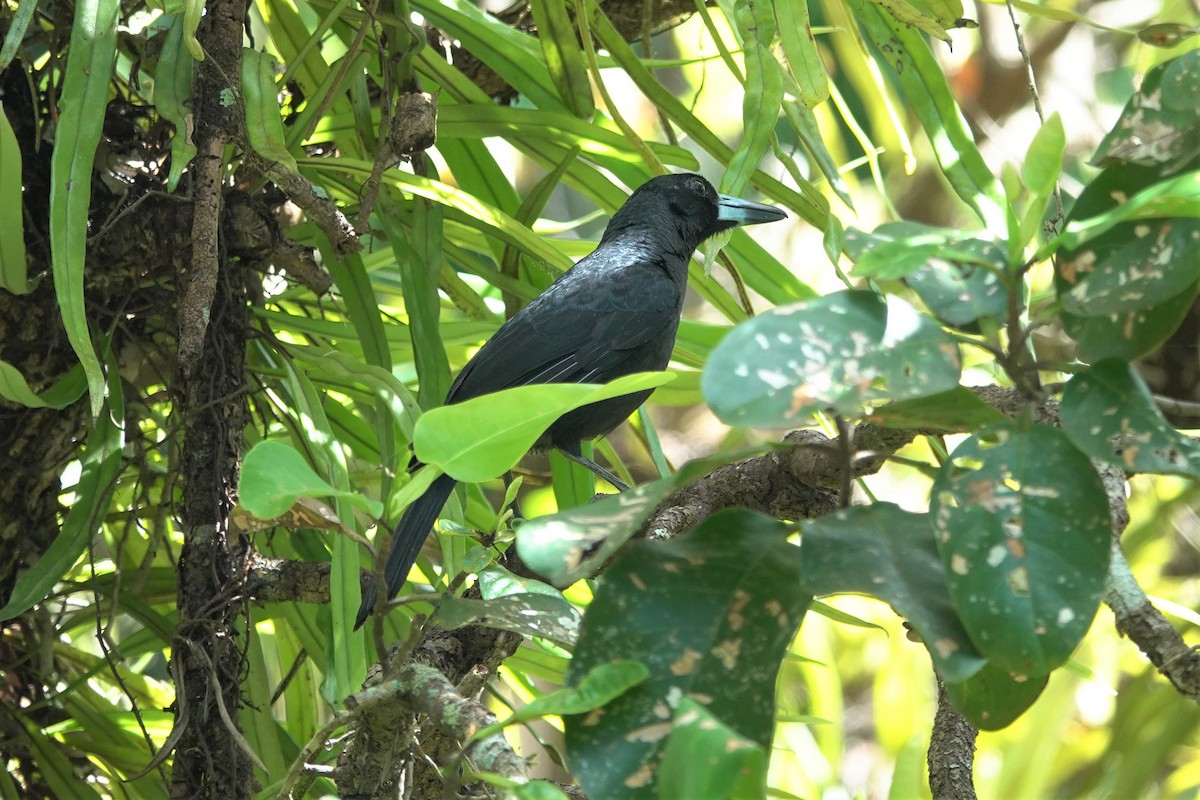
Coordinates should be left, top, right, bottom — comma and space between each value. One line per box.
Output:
943, 662, 1049, 731
566, 510, 807, 799
658, 699, 769, 800
931, 424, 1111, 677
845, 222, 1005, 281
0, 101, 28, 294
1061, 359, 1200, 476
906, 258, 1007, 328
799, 504, 986, 682
1058, 169, 1200, 255
242, 48, 299, 175
412, 372, 675, 483
1065, 279, 1200, 363
865, 387, 1008, 432
1092, 50, 1200, 173
50, 0, 119, 417
238, 440, 385, 520
844, 223, 1008, 328
1056, 161, 1200, 360
703, 290, 961, 427
438, 592, 581, 644
477, 564, 563, 600
517, 448, 772, 587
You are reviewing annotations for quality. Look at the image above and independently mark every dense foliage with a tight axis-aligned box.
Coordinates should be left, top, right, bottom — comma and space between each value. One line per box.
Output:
1, 0, 1199, 797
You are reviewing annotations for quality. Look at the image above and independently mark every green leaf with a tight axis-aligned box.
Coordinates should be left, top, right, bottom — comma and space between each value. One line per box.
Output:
379, 192, 452, 408
776, 0, 828, 108
584, 1, 828, 231
906, 258, 1007, 328
847, 0, 1006, 232
844, 222, 1008, 327
799, 504, 985, 682
517, 448, 772, 587
0, 387, 124, 621
21, 718, 103, 800
865, 387, 1008, 432
930, 424, 1111, 677
1136, 22, 1200, 49
50, 0, 120, 418
1022, 113, 1066, 205
238, 440, 385, 520
1057, 169, 1200, 256
0, 361, 84, 409
565, 510, 809, 800
943, 662, 1049, 731
658, 699, 769, 800
477, 564, 563, 599
1067, 279, 1200, 363
845, 223, 1005, 282
473, 660, 649, 744
412, 372, 675, 483
783, 100, 853, 209
513, 781, 571, 800
723, 0, 784, 197
1056, 161, 1200, 360
703, 290, 961, 427
1092, 50, 1200, 173
0, 102, 28, 294
414, 0, 565, 112
529, 0, 593, 118
242, 48, 299, 175
1061, 359, 1200, 476
151, 15, 198, 190
869, 0, 952, 41
438, 592, 581, 644
916, 0, 965, 28
1019, 113, 1066, 246
0, 0, 36, 71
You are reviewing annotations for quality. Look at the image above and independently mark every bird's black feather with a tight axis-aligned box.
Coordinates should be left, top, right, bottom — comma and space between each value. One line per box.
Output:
355, 174, 784, 629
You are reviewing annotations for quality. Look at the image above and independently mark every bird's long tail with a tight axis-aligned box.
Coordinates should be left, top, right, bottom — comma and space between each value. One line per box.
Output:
354, 472, 458, 629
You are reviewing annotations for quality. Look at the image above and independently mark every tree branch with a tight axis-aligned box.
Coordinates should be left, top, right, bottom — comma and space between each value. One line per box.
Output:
928, 680, 978, 800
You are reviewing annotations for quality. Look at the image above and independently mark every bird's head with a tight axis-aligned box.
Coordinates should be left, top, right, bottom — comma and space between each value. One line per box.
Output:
602, 173, 786, 252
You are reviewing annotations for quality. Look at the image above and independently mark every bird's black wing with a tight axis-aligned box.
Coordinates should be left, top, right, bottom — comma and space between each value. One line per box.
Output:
446, 249, 682, 403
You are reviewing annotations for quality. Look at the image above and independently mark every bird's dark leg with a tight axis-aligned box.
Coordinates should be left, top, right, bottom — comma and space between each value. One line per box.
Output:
558, 448, 632, 491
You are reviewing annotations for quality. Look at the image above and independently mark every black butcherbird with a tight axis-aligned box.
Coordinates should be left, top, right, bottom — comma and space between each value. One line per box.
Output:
355, 173, 785, 629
